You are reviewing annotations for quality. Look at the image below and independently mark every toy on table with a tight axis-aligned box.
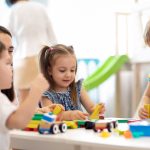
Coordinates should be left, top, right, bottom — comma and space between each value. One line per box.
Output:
93, 120, 116, 132
123, 130, 132, 138
24, 105, 67, 134
38, 105, 67, 134
24, 113, 44, 131
63, 121, 78, 129
53, 105, 63, 115
144, 104, 150, 118
84, 118, 118, 132
100, 129, 111, 138
89, 103, 104, 120
38, 112, 67, 134
129, 119, 150, 137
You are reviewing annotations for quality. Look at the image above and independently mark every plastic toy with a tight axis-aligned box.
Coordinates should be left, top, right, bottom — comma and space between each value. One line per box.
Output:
129, 120, 150, 137
53, 105, 63, 115
24, 105, 64, 132
84, 118, 118, 131
89, 104, 103, 120
84, 120, 96, 129
100, 130, 111, 138
75, 120, 86, 128
38, 112, 67, 134
144, 104, 150, 118
83, 55, 129, 90
123, 130, 132, 138
24, 113, 44, 131
63, 121, 78, 129
93, 120, 115, 132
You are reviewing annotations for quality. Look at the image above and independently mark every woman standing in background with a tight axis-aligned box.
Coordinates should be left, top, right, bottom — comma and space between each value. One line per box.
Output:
6, 0, 57, 101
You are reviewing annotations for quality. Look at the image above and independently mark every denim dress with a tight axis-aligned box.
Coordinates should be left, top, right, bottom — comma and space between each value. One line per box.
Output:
43, 79, 83, 111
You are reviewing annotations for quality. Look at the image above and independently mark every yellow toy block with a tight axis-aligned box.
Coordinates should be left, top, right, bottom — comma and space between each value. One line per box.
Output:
63, 121, 78, 129
53, 105, 63, 115
27, 120, 41, 128
27, 124, 39, 129
100, 130, 110, 138
144, 104, 150, 118
89, 104, 102, 120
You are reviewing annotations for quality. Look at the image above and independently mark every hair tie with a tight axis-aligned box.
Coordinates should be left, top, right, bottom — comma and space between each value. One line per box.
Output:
49, 47, 54, 51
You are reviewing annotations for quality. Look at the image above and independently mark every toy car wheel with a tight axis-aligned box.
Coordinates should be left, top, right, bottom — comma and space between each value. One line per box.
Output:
85, 121, 94, 129
38, 124, 49, 134
107, 123, 113, 132
59, 123, 67, 133
50, 124, 59, 134
93, 126, 101, 132
113, 121, 117, 128
37, 124, 43, 134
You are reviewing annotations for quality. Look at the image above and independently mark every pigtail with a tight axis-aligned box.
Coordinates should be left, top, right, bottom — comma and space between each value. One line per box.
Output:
39, 46, 51, 85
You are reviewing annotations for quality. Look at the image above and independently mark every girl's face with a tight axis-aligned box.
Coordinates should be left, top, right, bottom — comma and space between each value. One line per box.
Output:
50, 54, 76, 91
0, 50, 13, 89
0, 33, 14, 60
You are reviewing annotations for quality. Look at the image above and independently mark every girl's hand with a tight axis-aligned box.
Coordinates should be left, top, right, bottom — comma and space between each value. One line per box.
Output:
138, 107, 148, 119
70, 110, 89, 120
36, 104, 65, 114
99, 103, 105, 115
91, 103, 105, 115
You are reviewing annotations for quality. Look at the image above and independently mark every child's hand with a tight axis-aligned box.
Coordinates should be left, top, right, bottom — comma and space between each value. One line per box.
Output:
91, 103, 105, 114
99, 103, 105, 115
70, 110, 89, 120
36, 104, 65, 114
138, 107, 148, 119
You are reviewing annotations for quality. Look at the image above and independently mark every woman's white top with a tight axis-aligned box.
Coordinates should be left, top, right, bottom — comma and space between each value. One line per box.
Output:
0, 92, 17, 150
8, 1, 57, 68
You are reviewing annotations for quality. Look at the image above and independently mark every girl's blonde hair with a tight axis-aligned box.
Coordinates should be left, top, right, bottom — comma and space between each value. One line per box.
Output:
39, 44, 78, 104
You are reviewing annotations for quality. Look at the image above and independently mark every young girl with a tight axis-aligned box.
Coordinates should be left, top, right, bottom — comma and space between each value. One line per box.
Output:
39, 44, 105, 120
137, 20, 150, 119
0, 41, 64, 150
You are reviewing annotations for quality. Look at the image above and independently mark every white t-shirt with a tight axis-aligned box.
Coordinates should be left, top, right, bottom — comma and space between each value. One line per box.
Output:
0, 92, 17, 150
8, 1, 57, 68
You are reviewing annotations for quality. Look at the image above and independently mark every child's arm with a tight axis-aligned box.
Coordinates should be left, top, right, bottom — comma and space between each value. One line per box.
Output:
41, 96, 89, 120
41, 96, 53, 106
59, 110, 89, 121
6, 74, 49, 129
80, 87, 105, 114
138, 82, 150, 119
80, 87, 95, 113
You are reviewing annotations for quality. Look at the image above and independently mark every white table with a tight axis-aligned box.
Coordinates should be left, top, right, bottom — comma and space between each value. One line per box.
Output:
10, 128, 150, 150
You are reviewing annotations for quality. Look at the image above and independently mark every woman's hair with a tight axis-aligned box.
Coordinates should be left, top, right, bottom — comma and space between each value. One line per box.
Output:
0, 28, 14, 102
144, 20, 150, 47
5, 0, 19, 6
0, 41, 6, 54
39, 44, 78, 104
0, 26, 12, 37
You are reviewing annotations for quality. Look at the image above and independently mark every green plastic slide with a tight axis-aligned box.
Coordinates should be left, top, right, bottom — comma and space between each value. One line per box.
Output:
83, 55, 129, 90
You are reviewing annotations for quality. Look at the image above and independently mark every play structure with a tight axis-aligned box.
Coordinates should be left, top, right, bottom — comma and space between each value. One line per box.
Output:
83, 55, 129, 90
